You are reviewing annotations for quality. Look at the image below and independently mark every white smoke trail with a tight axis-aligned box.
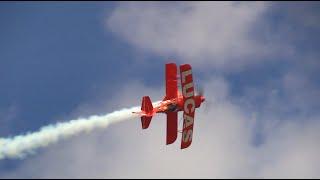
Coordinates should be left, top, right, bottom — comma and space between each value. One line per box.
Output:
0, 102, 159, 160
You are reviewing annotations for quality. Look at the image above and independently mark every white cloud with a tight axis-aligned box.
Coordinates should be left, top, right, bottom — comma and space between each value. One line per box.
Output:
106, 2, 292, 71
1, 77, 319, 178
257, 118, 320, 178
1, 2, 320, 178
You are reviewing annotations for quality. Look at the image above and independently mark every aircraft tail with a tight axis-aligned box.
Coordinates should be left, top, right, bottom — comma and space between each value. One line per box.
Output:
141, 96, 153, 129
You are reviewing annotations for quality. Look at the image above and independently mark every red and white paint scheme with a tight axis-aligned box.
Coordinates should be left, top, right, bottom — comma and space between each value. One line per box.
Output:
133, 63, 205, 149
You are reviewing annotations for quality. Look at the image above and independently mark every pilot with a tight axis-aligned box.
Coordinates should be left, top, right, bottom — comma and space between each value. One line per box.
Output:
167, 104, 178, 112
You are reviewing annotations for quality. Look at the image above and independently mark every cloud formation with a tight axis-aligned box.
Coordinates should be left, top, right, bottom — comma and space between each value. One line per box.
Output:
1, 78, 320, 178
1, 2, 320, 178
107, 2, 294, 71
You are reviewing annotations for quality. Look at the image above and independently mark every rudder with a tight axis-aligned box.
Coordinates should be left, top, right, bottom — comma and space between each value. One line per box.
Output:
141, 96, 153, 129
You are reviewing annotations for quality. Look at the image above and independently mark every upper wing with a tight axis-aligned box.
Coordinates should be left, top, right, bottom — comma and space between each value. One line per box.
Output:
165, 63, 178, 145
180, 64, 195, 149
164, 63, 178, 100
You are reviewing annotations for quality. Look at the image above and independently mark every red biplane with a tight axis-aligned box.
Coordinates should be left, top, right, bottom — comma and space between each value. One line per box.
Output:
133, 63, 205, 149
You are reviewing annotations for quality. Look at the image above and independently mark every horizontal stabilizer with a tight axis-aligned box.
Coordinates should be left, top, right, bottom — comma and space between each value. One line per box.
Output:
141, 116, 152, 129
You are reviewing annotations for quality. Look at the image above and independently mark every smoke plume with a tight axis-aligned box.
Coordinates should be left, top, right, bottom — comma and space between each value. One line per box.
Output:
0, 105, 146, 160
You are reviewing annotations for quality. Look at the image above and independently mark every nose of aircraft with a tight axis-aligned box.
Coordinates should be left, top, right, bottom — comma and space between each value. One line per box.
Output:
201, 96, 205, 103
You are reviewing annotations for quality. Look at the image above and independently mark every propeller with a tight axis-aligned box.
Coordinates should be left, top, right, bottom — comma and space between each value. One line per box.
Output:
195, 86, 212, 114
203, 99, 212, 114
198, 87, 204, 96
196, 86, 204, 96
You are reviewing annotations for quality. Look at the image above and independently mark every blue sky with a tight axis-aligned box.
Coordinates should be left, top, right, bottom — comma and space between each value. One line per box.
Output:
0, 2, 320, 178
